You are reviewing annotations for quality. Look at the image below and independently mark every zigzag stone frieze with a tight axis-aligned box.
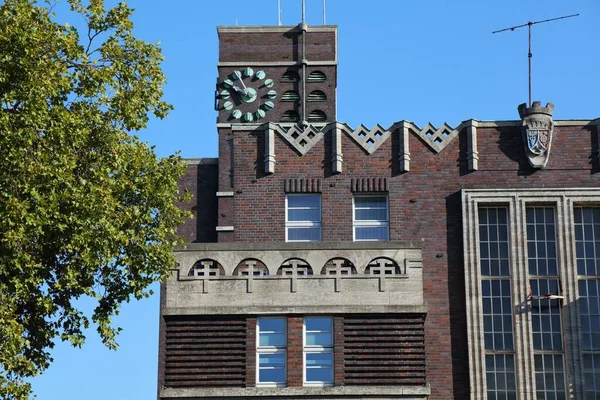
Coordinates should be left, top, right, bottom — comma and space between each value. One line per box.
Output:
339, 123, 391, 154
415, 122, 459, 153
272, 123, 325, 156
261, 120, 479, 175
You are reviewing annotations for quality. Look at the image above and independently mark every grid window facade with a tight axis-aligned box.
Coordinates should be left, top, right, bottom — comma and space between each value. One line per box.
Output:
575, 207, 600, 399
303, 316, 333, 386
353, 195, 389, 241
256, 317, 287, 387
286, 194, 321, 242
463, 190, 600, 399
479, 207, 517, 400
526, 207, 566, 400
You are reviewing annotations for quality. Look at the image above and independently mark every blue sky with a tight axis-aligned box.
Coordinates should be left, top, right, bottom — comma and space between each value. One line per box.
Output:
30, 1, 599, 399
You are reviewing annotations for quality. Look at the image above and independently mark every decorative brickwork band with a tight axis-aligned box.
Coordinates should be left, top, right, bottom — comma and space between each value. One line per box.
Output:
284, 178, 321, 193
350, 178, 387, 193
163, 316, 247, 388
343, 314, 426, 386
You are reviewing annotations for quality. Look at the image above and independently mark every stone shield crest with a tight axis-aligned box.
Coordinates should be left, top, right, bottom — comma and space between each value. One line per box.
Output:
518, 102, 555, 168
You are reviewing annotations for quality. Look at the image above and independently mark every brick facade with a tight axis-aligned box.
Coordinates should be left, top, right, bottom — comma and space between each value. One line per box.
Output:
163, 22, 600, 400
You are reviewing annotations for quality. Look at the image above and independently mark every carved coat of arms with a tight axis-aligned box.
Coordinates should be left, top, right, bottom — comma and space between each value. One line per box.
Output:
518, 101, 555, 168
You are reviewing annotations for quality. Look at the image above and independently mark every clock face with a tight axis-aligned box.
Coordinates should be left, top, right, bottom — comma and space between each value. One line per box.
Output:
216, 67, 277, 123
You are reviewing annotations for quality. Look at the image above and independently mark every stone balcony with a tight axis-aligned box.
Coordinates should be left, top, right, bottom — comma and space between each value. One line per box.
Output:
165, 242, 426, 316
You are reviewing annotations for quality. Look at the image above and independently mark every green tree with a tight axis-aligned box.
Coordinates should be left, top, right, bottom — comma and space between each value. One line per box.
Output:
0, 1, 187, 397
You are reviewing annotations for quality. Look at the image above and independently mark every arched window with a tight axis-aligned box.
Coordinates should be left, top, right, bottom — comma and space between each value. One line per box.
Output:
365, 258, 402, 275
277, 258, 313, 276
233, 258, 269, 276
321, 258, 357, 275
188, 259, 224, 277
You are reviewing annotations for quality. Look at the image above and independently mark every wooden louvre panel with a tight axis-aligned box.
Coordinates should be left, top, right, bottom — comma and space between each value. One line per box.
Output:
164, 316, 247, 387
343, 314, 426, 385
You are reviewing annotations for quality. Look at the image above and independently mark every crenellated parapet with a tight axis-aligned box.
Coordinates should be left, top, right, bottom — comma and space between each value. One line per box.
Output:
232, 119, 482, 175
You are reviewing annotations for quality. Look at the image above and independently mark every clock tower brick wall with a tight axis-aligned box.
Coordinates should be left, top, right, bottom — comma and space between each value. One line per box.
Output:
216, 26, 337, 124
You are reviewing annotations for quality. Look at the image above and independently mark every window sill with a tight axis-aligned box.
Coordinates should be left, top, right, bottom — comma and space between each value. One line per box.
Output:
160, 384, 431, 398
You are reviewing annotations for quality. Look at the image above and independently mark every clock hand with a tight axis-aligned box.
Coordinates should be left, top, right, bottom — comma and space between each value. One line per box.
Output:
237, 76, 249, 96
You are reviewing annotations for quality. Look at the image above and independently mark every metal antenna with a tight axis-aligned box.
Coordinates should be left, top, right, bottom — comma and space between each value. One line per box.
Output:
492, 13, 579, 107
323, 0, 326, 25
277, 0, 281, 25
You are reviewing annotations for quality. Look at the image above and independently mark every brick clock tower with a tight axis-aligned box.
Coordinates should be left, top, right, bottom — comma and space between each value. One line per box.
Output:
158, 12, 600, 400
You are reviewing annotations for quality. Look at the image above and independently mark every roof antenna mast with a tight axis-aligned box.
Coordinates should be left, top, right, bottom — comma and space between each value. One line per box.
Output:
492, 13, 579, 107
277, 0, 282, 25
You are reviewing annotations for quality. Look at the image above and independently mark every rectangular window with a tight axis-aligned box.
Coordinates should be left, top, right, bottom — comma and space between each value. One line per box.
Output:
303, 316, 333, 386
353, 195, 389, 241
527, 207, 566, 399
257, 317, 287, 387
575, 207, 600, 399
479, 207, 517, 399
286, 194, 321, 242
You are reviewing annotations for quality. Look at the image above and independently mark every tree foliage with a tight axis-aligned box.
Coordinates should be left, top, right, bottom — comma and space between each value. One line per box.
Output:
0, 1, 187, 397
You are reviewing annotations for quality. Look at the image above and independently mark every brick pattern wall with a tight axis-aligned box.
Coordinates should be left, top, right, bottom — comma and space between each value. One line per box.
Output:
163, 316, 246, 387
245, 317, 256, 387
287, 316, 304, 387
334, 316, 345, 386
343, 314, 426, 386
204, 122, 598, 398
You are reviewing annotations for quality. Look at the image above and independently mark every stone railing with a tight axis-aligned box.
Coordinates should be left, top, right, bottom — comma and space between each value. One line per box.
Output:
165, 242, 425, 315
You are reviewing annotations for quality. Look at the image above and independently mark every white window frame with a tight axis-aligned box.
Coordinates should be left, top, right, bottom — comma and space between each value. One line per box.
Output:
256, 317, 287, 388
303, 316, 334, 387
462, 188, 600, 399
285, 194, 321, 242
353, 194, 389, 241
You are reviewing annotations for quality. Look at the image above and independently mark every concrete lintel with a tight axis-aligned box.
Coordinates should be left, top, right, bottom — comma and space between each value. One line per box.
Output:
181, 158, 218, 165
175, 240, 422, 252
217, 25, 338, 34
215, 226, 234, 232
162, 304, 428, 316
216, 191, 234, 197
218, 60, 338, 67
161, 385, 430, 398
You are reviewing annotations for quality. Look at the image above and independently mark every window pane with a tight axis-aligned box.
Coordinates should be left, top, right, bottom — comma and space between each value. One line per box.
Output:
288, 194, 320, 208
355, 226, 388, 241
354, 196, 389, 242
288, 227, 321, 241
485, 355, 517, 399
305, 317, 332, 332
355, 196, 386, 208
306, 332, 332, 346
259, 353, 285, 367
288, 209, 320, 222
355, 208, 387, 221
259, 369, 285, 383
259, 333, 286, 347
306, 367, 333, 383
306, 352, 333, 366
259, 318, 285, 333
